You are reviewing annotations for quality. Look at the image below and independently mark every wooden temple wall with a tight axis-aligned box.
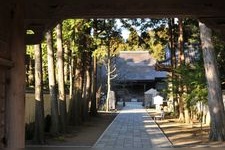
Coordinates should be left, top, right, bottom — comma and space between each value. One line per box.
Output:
0, 37, 10, 148
0, 67, 6, 148
0, 43, 11, 148
0, 3, 13, 147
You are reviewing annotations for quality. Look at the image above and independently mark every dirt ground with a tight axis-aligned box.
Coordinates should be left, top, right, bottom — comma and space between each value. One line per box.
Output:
35, 107, 225, 148
147, 109, 225, 148
42, 111, 118, 147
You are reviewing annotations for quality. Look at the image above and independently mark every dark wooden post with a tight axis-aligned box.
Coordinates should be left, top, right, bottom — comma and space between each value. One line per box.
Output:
6, 0, 25, 148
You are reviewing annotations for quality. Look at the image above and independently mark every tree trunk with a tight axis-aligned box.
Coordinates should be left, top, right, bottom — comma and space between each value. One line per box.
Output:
69, 54, 74, 100
82, 70, 89, 121
68, 56, 77, 125
178, 18, 184, 64
169, 18, 178, 116
178, 18, 185, 122
69, 57, 82, 125
46, 30, 59, 135
26, 55, 34, 87
184, 108, 191, 124
199, 22, 225, 141
75, 58, 83, 125
106, 46, 111, 112
56, 23, 67, 133
78, 52, 85, 122
90, 20, 98, 116
82, 51, 92, 121
33, 44, 45, 144
90, 56, 98, 116
87, 60, 93, 113
64, 45, 69, 84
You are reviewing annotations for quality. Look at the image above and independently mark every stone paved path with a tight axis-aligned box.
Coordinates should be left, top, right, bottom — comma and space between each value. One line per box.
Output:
93, 102, 172, 149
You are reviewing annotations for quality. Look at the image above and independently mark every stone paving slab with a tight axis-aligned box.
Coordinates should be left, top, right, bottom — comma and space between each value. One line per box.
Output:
93, 102, 172, 149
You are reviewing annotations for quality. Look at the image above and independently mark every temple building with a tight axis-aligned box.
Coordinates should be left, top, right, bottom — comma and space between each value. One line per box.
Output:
112, 51, 168, 101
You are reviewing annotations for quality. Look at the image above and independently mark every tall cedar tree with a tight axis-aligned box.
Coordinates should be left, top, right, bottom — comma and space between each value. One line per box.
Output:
46, 30, 59, 135
90, 19, 98, 116
33, 44, 45, 144
177, 18, 185, 122
56, 23, 67, 133
199, 22, 225, 141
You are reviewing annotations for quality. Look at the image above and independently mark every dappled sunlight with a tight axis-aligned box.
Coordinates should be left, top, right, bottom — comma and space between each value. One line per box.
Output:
151, 139, 172, 147
142, 115, 152, 118
144, 124, 160, 129
119, 108, 146, 114
94, 102, 172, 148
143, 120, 155, 123
206, 67, 214, 80
146, 129, 164, 135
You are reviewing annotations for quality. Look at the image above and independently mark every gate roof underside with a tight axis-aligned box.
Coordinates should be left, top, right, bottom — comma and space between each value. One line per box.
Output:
19, 0, 225, 43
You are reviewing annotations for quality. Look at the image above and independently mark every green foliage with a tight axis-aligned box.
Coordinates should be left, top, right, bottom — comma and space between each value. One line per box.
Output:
165, 61, 207, 113
62, 19, 78, 53
126, 29, 142, 50
120, 18, 168, 31
26, 45, 35, 59
92, 19, 123, 61
212, 32, 225, 84
143, 29, 168, 60
165, 18, 208, 111
183, 18, 200, 44
120, 18, 169, 60
93, 45, 108, 60
180, 63, 207, 106
40, 43, 49, 89
181, 19, 208, 107
26, 44, 49, 89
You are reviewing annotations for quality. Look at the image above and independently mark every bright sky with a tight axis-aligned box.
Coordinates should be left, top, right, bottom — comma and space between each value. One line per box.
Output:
121, 29, 130, 40
116, 19, 130, 40
117, 18, 176, 40
116, 19, 145, 40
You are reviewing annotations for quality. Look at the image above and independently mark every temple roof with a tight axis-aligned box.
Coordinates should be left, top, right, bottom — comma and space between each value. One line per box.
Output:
115, 51, 167, 82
